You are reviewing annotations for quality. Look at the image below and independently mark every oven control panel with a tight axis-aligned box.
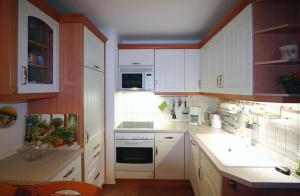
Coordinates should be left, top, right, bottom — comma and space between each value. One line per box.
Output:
115, 132, 155, 140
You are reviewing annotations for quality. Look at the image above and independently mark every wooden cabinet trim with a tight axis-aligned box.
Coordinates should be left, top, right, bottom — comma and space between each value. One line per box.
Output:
0, 93, 57, 102
60, 13, 107, 43
28, 0, 61, 21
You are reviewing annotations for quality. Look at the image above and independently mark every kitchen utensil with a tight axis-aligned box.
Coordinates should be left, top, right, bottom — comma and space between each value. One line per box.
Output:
171, 99, 176, 119
159, 101, 168, 111
178, 97, 183, 108
182, 99, 189, 114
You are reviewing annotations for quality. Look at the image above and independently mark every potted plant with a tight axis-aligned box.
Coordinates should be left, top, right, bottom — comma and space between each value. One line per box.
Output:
278, 73, 300, 94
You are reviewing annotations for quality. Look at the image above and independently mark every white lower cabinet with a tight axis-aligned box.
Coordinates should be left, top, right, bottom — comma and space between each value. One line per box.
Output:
84, 132, 105, 186
190, 137, 222, 196
190, 139, 201, 196
155, 133, 185, 179
51, 156, 81, 181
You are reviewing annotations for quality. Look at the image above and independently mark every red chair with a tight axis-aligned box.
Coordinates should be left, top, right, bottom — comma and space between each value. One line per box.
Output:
31, 181, 102, 196
0, 183, 17, 196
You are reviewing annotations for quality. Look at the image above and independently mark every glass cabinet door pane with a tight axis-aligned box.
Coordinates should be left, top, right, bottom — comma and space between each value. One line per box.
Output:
28, 16, 53, 84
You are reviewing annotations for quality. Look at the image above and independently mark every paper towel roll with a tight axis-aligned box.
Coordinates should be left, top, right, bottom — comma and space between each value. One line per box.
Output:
220, 102, 239, 111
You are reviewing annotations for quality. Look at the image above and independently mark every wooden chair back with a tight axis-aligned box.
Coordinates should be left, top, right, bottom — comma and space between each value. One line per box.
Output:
31, 181, 101, 196
0, 183, 17, 196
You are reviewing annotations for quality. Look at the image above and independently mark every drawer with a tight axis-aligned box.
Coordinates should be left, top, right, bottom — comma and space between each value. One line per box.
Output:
51, 155, 81, 181
155, 133, 184, 142
85, 132, 102, 155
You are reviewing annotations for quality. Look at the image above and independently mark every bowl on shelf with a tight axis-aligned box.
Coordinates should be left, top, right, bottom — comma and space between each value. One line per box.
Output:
278, 73, 300, 94
17, 142, 53, 162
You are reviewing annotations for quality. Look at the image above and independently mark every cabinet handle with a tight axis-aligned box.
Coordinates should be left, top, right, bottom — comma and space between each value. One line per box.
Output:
93, 151, 100, 158
228, 180, 237, 188
85, 131, 89, 143
217, 75, 220, 88
94, 172, 101, 180
198, 79, 201, 89
93, 143, 100, 150
198, 167, 201, 180
21, 66, 28, 85
93, 65, 100, 69
220, 75, 224, 88
191, 140, 196, 146
132, 62, 141, 65
154, 80, 158, 89
164, 136, 174, 139
156, 147, 158, 156
63, 167, 75, 178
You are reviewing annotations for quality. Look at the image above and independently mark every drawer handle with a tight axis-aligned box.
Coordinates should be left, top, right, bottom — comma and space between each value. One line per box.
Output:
63, 167, 75, 178
93, 151, 100, 158
94, 172, 101, 180
93, 144, 100, 150
132, 62, 140, 65
93, 65, 100, 69
164, 137, 174, 139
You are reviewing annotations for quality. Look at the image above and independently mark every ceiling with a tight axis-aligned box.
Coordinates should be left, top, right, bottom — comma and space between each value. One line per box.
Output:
47, 0, 236, 42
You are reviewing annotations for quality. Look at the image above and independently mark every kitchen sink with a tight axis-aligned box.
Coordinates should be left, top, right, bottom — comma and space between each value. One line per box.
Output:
196, 134, 276, 167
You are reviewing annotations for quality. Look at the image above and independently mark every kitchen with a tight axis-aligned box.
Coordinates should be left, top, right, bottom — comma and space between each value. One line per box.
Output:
0, 0, 300, 195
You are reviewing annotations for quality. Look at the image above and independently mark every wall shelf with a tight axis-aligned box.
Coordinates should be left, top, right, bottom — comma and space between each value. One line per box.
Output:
28, 63, 48, 69
255, 24, 300, 34
28, 39, 49, 49
254, 59, 300, 65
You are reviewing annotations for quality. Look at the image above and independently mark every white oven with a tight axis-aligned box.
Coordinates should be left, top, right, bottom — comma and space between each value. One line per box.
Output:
115, 132, 154, 179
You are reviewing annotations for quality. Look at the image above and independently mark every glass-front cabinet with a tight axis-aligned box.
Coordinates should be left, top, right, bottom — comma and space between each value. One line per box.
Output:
18, 0, 59, 93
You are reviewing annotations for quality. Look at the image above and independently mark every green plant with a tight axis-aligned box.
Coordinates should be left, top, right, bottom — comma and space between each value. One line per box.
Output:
278, 74, 294, 85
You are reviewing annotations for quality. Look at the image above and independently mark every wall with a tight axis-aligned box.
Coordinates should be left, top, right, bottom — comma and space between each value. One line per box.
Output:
102, 27, 119, 184
115, 92, 217, 126
0, 102, 27, 159
220, 100, 300, 169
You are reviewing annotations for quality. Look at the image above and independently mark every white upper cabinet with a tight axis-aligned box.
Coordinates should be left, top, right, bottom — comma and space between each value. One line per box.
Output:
222, 5, 253, 95
18, 0, 59, 93
185, 49, 201, 92
155, 49, 185, 92
119, 49, 154, 66
200, 4, 252, 95
84, 27, 105, 72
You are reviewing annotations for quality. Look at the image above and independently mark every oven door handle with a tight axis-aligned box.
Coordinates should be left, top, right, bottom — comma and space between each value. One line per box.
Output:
124, 140, 147, 144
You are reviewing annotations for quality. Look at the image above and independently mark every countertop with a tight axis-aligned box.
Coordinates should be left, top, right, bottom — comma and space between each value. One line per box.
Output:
188, 125, 300, 189
115, 120, 300, 188
0, 149, 83, 185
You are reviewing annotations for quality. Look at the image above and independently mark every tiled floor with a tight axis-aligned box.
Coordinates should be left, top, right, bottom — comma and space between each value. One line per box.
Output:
103, 180, 195, 196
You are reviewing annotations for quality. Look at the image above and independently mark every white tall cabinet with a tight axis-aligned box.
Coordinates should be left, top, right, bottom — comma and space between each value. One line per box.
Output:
83, 27, 105, 186
200, 5, 252, 95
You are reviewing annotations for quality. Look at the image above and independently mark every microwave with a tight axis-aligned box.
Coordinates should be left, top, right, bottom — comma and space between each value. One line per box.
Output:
119, 66, 154, 91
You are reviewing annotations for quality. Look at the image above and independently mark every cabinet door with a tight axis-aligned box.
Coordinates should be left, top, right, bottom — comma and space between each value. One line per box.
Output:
84, 27, 105, 71
18, 0, 59, 93
200, 32, 223, 93
119, 49, 154, 66
190, 140, 201, 196
222, 5, 252, 95
200, 150, 222, 196
155, 139, 184, 179
155, 49, 185, 92
84, 68, 104, 141
185, 49, 201, 92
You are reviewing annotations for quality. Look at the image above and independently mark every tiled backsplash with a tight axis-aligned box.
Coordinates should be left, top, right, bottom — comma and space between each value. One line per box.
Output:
115, 92, 216, 126
219, 99, 300, 168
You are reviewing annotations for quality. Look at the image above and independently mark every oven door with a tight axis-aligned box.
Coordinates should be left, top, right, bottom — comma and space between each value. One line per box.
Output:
115, 140, 154, 172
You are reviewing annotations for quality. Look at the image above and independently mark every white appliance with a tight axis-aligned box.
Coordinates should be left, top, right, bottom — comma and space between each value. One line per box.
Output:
115, 123, 155, 179
189, 106, 202, 126
118, 66, 154, 91
211, 114, 222, 128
